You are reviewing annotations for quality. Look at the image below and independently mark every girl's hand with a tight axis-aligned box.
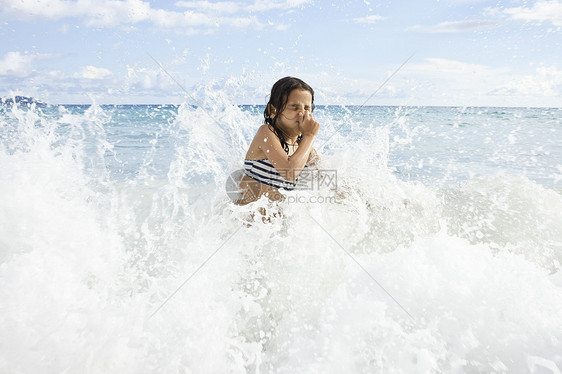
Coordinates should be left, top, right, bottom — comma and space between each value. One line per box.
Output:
298, 110, 320, 137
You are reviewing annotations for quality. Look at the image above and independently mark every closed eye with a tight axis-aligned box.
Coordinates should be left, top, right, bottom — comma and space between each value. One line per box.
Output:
288, 104, 313, 111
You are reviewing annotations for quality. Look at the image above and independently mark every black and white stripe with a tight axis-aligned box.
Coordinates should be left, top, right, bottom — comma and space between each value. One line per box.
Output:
244, 159, 297, 190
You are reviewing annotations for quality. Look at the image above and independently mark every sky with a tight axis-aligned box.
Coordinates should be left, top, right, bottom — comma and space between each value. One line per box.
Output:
0, 0, 561, 107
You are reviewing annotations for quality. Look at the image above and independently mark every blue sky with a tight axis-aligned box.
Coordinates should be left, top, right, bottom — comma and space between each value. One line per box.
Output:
0, 0, 561, 106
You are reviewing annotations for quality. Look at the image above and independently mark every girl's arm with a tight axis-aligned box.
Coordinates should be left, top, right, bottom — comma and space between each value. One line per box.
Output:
257, 112, 319, 181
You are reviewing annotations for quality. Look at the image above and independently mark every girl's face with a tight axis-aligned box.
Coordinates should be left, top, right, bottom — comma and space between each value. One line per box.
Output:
275, 89, 313, 135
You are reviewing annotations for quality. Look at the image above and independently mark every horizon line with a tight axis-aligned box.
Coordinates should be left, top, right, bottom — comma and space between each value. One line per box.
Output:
2, 100, 560, 110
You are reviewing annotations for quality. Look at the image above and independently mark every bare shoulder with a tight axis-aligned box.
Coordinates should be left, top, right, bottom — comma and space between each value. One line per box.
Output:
246, 124, 273, 160
255, 124, 281, 147
256, 124, 275, 136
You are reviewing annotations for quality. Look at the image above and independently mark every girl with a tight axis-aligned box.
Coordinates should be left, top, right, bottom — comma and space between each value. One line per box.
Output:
235, 77, 320, 206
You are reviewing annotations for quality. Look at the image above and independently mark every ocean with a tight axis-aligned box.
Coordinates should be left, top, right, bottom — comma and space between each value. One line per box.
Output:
1, 97, 561, 373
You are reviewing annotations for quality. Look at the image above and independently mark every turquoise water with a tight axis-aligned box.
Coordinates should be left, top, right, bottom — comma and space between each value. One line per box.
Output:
4, 103, 560, 186
1, 99, 561, 373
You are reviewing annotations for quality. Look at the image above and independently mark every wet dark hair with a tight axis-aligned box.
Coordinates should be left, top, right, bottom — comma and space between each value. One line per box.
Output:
264, 76, 315, 154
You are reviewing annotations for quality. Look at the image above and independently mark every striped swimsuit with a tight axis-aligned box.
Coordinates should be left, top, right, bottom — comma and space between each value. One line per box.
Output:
244, 159, 302, 190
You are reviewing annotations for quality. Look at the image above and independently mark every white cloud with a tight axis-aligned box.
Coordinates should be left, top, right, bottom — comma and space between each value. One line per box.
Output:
245, 0, 312, 12
408, 20, 500, 33
48, 70, 67, 79
353, 15, 384, 24
175, 0, 313, 13
413, 58, 498, 75
0, 51, 53, 77
489, 66, 562, 97
393, 58, 510, 105
174, 1, 241, 14
76, 66, 113, 80
124, 65, 182, 92
502, 0, 562, 26
0, 0, 312, 30
0, 0, 262, 29
398, 58, 562, 106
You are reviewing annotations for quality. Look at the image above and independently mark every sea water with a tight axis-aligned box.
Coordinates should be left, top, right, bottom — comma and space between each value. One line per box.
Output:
1, 93, 561, 373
